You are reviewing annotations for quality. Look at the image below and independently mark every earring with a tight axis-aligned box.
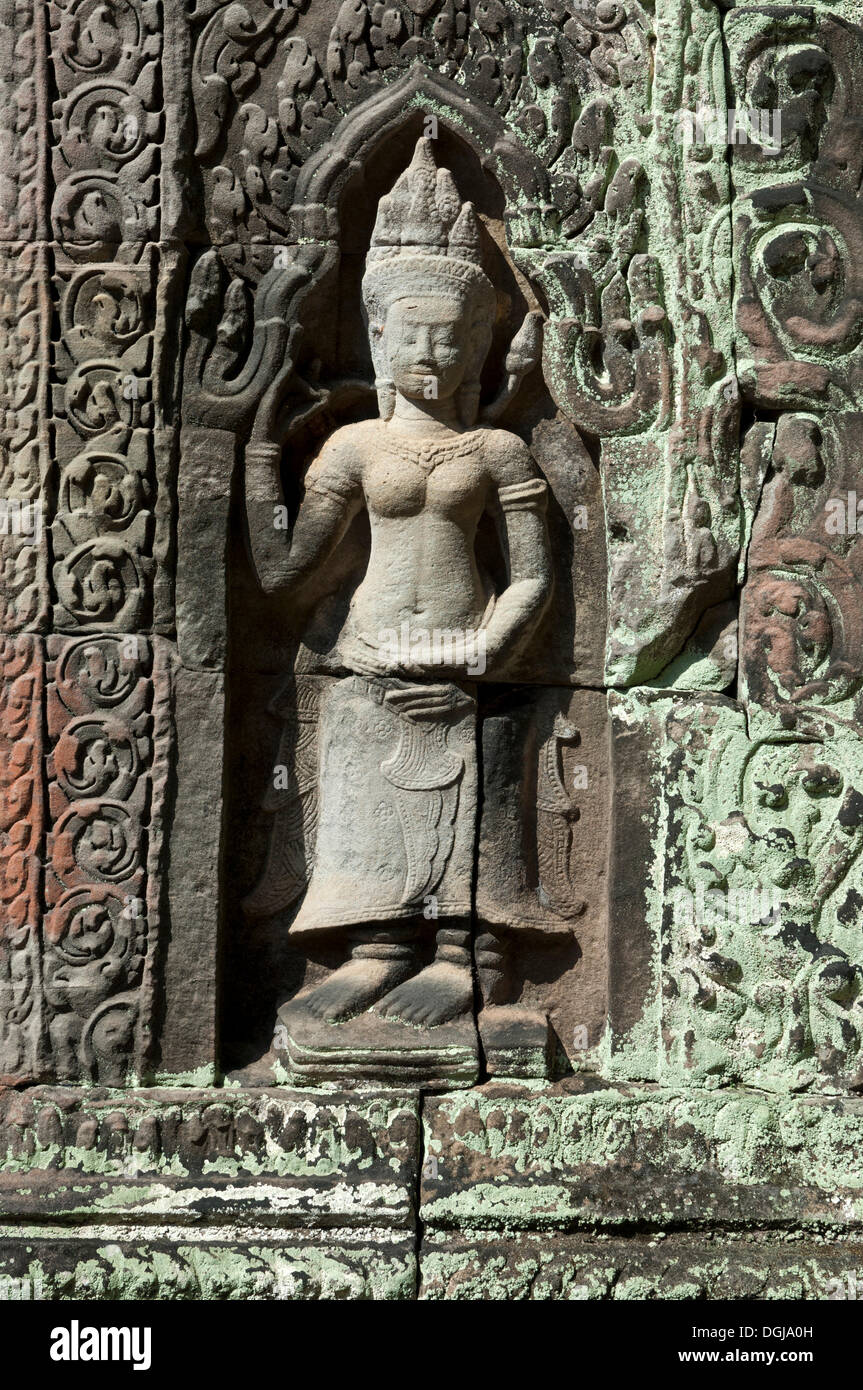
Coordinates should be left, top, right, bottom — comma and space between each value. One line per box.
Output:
376, 378, 396, 421
457, 382, 481, 427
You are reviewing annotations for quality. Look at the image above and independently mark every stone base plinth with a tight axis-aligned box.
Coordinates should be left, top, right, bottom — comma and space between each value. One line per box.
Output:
276, 999, 480, 1090
2, 1080, 863, 1298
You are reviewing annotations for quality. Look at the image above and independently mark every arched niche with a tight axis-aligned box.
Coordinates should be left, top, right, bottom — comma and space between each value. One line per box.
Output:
216, 79, 605, 1077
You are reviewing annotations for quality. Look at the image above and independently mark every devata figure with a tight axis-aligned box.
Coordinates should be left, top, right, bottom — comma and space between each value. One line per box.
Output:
244, 139, 552, 1081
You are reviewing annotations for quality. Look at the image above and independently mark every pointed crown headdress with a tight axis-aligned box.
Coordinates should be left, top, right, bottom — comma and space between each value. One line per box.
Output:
362, 138, 496, 323
362, 139, 496, 423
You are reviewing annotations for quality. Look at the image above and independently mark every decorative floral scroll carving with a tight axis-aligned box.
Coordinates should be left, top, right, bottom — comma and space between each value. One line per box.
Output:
49, 0, 162, 249
0, 244, 50, 633
51, 251, 159, 631
44, 634, 168, 1083
188, 0, 653, 247
662, 698, 863, 1095
0, 0, 44, 241
741, 414, 863, 715
0, 635, 45, 1084
727, 7, 863, 408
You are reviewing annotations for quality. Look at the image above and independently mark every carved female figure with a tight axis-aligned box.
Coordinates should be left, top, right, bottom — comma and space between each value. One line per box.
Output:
244, 139, 551, 1064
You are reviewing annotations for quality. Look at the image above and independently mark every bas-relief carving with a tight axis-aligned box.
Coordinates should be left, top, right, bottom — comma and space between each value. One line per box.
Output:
49, 0, 162, 249
604, 2, 863, 1097
0, 0, 175, 1087
198, 0, 736, 1085
45, 633, 170, 1084
0, 0, 861, 1109
0, 634, 43, 1084
186, 0, 687, 1085
239, 138, 573, 1085
475, 685, 608, 1074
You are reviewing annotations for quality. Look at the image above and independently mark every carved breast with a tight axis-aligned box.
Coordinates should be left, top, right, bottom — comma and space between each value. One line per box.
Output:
364, 434, 487, 522
364, 455, 427, 517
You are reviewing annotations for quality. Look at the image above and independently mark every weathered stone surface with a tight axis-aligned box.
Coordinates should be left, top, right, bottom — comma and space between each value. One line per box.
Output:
417, 1083, 863, 1297
175, 426, 234, 671
3, 0, 863, 1302
727, 4, 863, 412
159, 667, 225, 1085
604, 687, 863, 1095
476, 686, 609, 1077
0, 1235, 416, 1300
0, 1088, 420, 1222
421, 1085, 863, 1233
0, 635, 44, 1085
0, 1087, 419, 1296
604, 689, 666, 1082
420, 1232, 863, 1301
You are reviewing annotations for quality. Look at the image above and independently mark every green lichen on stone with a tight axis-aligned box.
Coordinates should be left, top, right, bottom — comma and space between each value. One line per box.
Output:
2, 1239, 415, 1301
419, 1230, 855, 1300
421, 1084, 863, 1231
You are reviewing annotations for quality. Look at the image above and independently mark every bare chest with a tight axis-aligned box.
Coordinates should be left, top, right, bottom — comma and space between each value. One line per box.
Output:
363, 438, 488, 520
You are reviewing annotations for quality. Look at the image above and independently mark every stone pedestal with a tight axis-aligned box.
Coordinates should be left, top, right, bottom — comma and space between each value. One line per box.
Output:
2, 1081, 863, 1299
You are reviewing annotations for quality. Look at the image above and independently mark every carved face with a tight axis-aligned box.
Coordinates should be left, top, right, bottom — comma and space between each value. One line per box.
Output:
382, 296, 471, 401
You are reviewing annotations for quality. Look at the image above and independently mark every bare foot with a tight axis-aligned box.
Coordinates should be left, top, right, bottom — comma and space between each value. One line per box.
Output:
304, 957, 413, 1022
375, 961, 473, 1027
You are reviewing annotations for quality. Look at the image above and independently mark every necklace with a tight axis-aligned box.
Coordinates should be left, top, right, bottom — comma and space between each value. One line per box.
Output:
377, 427, 483, 476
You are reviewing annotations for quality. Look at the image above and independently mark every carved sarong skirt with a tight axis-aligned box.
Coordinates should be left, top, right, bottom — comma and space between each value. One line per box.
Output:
290, 674, 477, 937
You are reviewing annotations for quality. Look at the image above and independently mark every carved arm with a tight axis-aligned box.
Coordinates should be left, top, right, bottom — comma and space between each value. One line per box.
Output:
483, 477, 553, 666
245, 438, 361, 596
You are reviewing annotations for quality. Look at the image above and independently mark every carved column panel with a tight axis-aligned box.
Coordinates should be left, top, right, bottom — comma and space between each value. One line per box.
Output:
0, 1, 49, 1084
0, 634, 44, 1083
0, 0, 180, 1087
606, 1, 863, 1098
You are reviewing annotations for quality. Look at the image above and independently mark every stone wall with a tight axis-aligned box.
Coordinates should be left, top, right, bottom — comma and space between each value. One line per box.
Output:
1, 0, 863, 1299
